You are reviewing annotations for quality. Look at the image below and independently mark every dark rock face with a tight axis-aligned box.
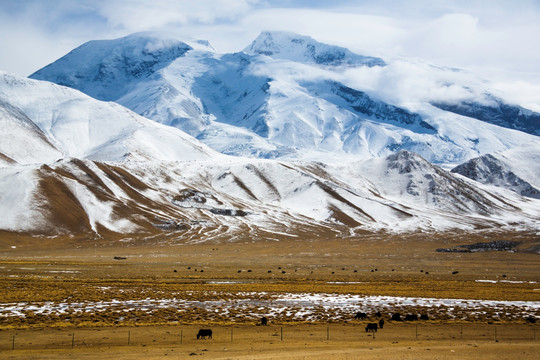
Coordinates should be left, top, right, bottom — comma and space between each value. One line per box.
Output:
209, 208, 248, 216
300, 81, 435, 132
451, 154, 540, 199
436, 240, 521, 253
432, 98, 540, 136
331, 82, 434, 131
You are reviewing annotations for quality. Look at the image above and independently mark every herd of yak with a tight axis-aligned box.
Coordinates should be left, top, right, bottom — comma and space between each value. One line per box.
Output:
195, 312, 438, 339
196, 313, 537, 339
353, 311, 429, 333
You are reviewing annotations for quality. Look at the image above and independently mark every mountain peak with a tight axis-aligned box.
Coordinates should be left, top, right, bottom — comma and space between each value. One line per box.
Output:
243, 31, 385, 67
30, 32, 193, 101
451, 153, 540, 199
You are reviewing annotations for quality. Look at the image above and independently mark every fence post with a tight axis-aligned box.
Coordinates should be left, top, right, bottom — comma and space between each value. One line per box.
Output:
231, 328, 233, 343
494, 326, 497, 342
534, 327, 536, 341
327, 326, 329, 341
128, 330, 131, 345
181, 329, 183, 344
415, 325, 418, 340
72, 333, 75, 349
281, 327, 283, 341
460, 325, 463, 339
12, 335, 15, 350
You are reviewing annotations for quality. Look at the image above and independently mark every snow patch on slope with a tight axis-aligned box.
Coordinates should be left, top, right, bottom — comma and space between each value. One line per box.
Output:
0, 166, 45, 231
64, 176, 135, 233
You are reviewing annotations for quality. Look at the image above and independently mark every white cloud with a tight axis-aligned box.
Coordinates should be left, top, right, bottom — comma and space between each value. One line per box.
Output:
0, 0, 539, 110
238, 8, 405, 54
0, 13, 78, 77
97, 0, 259, 29
345, 59, 491, 105
491, 81, 540, 113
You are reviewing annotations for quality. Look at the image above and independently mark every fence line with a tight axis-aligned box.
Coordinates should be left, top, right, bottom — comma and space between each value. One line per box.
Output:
1, 324, 538, 351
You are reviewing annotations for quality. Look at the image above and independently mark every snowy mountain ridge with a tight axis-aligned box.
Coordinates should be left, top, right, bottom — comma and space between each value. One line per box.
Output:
1, 148, 537, 237
0, 31, 538, 238
243, 31, 386, 67
31, 32, 197, 102
30, 31, 540, 165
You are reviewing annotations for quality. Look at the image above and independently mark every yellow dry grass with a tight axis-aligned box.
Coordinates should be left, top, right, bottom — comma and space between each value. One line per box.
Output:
1, 324, 539, 359
0, 230, 538, 358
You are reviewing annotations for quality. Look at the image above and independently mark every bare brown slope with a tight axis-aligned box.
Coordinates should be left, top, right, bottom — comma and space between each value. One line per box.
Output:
35, 169, 93, 234
30, 162, 179, 237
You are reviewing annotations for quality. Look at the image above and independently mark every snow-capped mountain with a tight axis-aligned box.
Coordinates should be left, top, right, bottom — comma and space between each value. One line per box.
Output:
1, 31, 539, 238
30, 32, 195, 102
0, 71, 219, 163
30, 31, 540, 164
1, 149, 536, 236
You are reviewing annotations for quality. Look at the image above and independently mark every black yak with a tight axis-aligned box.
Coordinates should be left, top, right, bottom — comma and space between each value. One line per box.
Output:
355, 312, 367, 320
405, 314, 418, 321
365, 323, 378, 332
197, 329, 212, 339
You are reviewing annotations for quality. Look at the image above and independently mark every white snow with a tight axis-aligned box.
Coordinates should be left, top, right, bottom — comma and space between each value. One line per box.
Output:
1, 292, 537, 321
0, 71, 220, 163
64, 178, 136, 233
0, 99, 61, 165
0, 166, 45, 231
243, 31, 386, 67
28, 31, 540, 165
495, 142, 540, 190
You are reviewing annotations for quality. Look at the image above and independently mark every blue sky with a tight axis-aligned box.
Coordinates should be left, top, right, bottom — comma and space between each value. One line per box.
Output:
1, 0, 539, 106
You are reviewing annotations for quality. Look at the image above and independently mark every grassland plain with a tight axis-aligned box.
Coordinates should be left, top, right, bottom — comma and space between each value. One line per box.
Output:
1, 323, 539, 359
0, 230, 538, 358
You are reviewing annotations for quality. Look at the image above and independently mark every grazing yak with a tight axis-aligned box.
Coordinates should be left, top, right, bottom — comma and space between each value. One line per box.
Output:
405, 314, 418, 321
365, 323, 378, 332
197, 329, 212, 339
261, 316, 268, 326
378, 319, 385, 329
391, 313, 402, 321
355, 312, 367, 320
